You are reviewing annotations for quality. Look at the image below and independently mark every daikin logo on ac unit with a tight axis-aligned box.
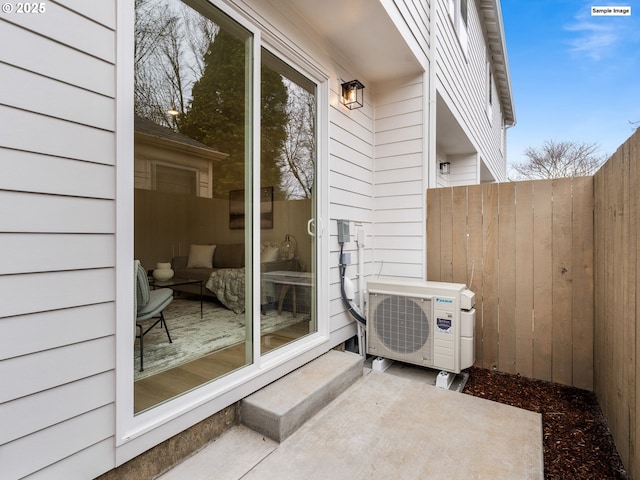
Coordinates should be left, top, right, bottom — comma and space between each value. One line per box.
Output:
435, 297, 454, 304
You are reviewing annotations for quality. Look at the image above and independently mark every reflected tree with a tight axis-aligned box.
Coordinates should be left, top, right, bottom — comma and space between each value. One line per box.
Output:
134, 0, 314, 200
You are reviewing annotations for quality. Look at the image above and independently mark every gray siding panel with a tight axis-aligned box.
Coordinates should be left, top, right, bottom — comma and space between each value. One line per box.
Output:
0, 269, 115, 318
0, 303, 115, 360
0, 150, 115, 198
2, 405, 114, 480
0, 337, 115, 403
0, 21, 115, 97
3, 1, 115, 62
0, 64, 115, 131
0, 2, 117, 477
0, 192, 115, 233
0, 372, 115, 445
373, 74, 425, 279
0, 107, 115, 164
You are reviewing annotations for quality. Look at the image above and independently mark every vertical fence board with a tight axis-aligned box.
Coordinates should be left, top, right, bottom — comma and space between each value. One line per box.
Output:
571, 176, 594, 390
497, 183, 516, 373
551, 179, 573, 385
593, 162, 607, 407
633, 131, 640, 480
440, 188, 454, 282
532, 180, 553, 381
515, 181, 534, 378
612, 145, 625, 448
426, 189, 441, 280
467, 185, 484, 366
482, 183, 499, 369
619, 140, 632, 465
452, 187, 468, 284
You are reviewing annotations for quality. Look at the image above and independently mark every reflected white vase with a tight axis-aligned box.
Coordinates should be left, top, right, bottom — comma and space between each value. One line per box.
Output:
153, 262, 174, 281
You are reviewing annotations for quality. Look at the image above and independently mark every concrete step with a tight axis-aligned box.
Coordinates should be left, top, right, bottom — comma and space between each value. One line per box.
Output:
240, 349, 363, 442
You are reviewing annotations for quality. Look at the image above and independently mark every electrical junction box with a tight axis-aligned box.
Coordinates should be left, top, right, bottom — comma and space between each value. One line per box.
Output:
337, 219, 350, 244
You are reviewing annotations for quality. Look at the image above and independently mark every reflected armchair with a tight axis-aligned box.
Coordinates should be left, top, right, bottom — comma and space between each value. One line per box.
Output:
134, 260, 173, 372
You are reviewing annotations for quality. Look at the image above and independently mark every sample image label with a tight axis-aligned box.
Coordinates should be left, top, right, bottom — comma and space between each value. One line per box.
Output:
591, 5, 631, 16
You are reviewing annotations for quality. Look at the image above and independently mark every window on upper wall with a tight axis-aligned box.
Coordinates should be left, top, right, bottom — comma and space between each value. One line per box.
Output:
486, 60, 494, 123
449, 0, 468, 55
460, 0, 468, 28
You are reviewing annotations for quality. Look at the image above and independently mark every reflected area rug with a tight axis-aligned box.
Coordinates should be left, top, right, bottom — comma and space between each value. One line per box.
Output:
134, 298, 306, 381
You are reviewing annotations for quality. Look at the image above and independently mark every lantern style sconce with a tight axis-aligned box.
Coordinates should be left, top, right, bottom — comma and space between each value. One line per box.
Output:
341, 79, 365, 110
439, 162, 451, 175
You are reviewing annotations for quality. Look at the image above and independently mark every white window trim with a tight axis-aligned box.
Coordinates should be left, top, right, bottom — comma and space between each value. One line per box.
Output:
486, 60, 494, 124
448, 0, 468, 58
115, 0, 331, 463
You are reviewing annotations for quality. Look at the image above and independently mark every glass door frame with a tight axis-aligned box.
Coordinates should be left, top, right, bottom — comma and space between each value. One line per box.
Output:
251, 39, 330, 366
116, 0, 330, 447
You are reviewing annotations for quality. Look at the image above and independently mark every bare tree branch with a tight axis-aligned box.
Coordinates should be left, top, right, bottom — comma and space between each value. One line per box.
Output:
511, 140, 607, 180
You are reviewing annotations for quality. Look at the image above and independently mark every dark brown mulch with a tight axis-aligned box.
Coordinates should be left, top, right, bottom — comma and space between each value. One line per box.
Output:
462, 367, 628, 480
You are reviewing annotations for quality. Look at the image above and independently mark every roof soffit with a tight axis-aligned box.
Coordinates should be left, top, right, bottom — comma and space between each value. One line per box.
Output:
478, 0, 515, 125
267, 0, 422, 84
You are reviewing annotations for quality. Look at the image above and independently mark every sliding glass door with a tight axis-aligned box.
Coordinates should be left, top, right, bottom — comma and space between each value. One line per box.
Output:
133, 0, 253, 413
259, 49, 317, 354
132, 0, 318, 414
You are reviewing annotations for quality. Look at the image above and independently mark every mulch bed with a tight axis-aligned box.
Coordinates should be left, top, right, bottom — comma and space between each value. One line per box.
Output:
462, 367, 628, 479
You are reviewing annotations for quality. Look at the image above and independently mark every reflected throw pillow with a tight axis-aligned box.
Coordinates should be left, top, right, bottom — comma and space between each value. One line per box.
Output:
261, 245, 280, 263
187, 244, 216, 268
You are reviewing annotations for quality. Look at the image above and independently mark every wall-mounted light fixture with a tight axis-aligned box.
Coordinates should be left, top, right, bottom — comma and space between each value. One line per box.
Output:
439, 162, 451, 175
341, 80, 365, 110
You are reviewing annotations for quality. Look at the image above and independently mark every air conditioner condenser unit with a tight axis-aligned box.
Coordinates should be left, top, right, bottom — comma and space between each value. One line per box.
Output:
366, 278, 476, 374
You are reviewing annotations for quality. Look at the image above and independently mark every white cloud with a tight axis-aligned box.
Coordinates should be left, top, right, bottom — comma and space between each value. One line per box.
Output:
564, 5, 626, 60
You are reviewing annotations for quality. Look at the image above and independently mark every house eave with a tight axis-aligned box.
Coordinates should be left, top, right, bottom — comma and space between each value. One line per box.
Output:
479, 0, 516, 126
269, 0, 423, 84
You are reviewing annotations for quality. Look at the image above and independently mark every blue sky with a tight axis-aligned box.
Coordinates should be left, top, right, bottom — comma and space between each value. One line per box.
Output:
501, 1, 640, 170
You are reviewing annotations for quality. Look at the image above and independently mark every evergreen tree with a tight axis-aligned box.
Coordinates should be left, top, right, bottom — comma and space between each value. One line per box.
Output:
180, 30, 288, 199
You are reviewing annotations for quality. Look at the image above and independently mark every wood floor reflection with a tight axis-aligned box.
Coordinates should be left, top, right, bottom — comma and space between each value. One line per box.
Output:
134, 320, 310, 413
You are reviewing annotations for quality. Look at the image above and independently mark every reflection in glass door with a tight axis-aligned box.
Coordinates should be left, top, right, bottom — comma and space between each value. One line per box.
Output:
133, 0, 253, 414
260, 49, 317, 354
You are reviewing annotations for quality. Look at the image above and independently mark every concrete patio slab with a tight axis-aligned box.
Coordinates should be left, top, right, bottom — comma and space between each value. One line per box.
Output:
160, 364, 543, 480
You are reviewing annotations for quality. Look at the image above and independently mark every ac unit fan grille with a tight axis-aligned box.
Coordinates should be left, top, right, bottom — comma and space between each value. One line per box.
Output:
372, 295, 431, 354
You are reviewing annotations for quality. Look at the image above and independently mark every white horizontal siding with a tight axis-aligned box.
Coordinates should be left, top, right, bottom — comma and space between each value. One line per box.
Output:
0, 336, 115, 403
0, 149, 115, 199
434, 0, 506, 181
0, 234, 114, 275
1, 404, 114, 480
3, 1, 115, 62
375, 152, 424, 170
56, 0, 117, 29
0, 64, 115, 131
329, 77, 375, 331
0, 107, 115, 164
1, 4, 116, 477
0, 20, 114, 97
0, 269, 115, 318
375, 235, 425, 250
0, 372, 115, 445
387, 0, 430, 61
373, 74, 425, 280
0, 303, 115, 360
25, 438, 115, 480
0, 191, 115, 233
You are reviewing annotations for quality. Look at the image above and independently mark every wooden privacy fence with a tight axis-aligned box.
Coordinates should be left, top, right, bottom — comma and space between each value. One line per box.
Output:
593, 129, 640, 477
426, 176, 594, 390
